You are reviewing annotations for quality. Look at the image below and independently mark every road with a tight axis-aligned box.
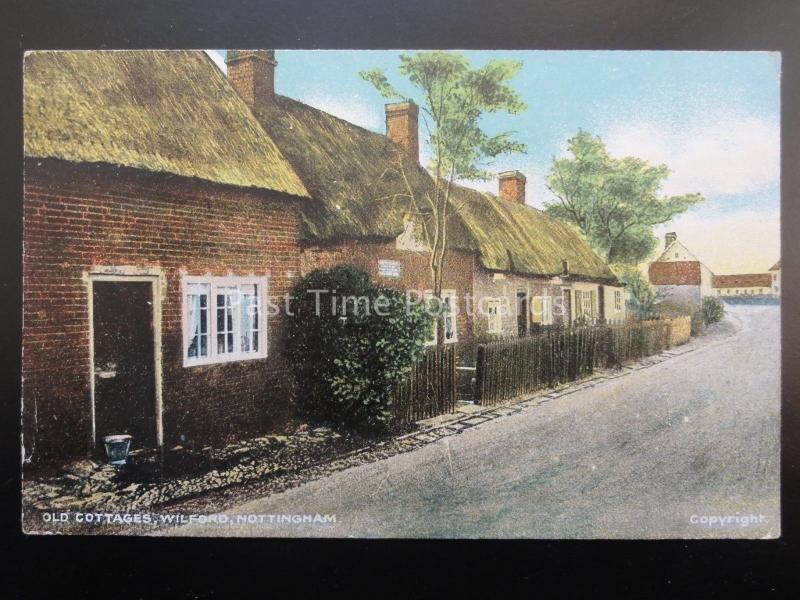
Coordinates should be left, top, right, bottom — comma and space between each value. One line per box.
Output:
167, 305, 780, 538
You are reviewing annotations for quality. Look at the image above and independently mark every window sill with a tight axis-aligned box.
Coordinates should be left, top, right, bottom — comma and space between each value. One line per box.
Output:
183, 353, 269, 369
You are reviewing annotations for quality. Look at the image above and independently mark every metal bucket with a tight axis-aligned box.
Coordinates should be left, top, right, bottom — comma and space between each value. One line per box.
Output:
103, 434, 133, 465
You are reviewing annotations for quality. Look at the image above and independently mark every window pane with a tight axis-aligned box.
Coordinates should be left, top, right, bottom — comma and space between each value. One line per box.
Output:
240, 284, 260, 354
214, 287, 237, 355
187, 284, 209, 360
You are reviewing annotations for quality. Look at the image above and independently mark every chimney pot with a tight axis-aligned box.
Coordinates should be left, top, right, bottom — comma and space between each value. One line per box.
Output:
385, 101, 419, 163
562, 259, 570, 276
665, 232, 677, 249
498, 170, 527, 204
225, 50, 277, 110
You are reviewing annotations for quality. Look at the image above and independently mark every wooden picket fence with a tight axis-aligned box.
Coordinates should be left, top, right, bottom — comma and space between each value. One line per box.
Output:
475, 320, 672, 406
393, 345, 457, 424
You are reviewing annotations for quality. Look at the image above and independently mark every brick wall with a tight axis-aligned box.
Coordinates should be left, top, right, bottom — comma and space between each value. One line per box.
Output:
23, 159, 303, 462
472, 269, 562, 337
300, 239, 475, 346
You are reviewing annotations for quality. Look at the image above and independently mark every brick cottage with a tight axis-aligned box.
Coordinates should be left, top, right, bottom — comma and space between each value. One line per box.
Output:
226, 51, 625, 345
23, 51, 310, 461
23, 50, 625, 463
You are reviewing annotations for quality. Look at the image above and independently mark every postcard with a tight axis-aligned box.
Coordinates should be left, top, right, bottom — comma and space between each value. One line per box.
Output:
21, 49, 780, 538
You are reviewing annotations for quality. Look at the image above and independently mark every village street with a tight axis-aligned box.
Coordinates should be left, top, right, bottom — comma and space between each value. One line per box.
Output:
167, 305, 780, 538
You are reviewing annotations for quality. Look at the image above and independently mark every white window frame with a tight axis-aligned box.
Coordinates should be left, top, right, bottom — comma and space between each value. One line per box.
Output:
541, 295, 553, 325
486, 297, 503, 334
182, 275, 269, 367
530, 295, 553, 326
614, 289, 622, 311
423, 289, 458, 345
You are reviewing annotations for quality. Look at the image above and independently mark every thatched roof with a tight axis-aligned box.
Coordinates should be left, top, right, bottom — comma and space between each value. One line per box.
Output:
24, 51, 309, 197
254, 96, 618, 283
447, 184, 617, 280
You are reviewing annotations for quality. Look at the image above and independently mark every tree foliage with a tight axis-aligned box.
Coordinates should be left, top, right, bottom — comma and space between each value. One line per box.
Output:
700, 296, 725, 326
617, 266, 658, 318
285, 266, 433, 433
360, 51, 527, 343
544, 130, 703, 266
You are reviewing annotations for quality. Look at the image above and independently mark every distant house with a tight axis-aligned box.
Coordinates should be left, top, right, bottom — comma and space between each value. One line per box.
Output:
769, 260, 781, 295
712, 273, 775, 297
225, 50, 625, 344
23, 51, 310, 461
648, 232, 714, 304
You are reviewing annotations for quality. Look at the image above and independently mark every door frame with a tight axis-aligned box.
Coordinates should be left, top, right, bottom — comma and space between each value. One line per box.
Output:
516, 290, 529, 337
87, 272, 163, 451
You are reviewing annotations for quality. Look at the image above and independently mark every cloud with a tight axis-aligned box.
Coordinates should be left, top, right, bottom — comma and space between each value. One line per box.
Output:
205, 50, 226, 74
299, 92, 383, 131
604, 113, 779, 197
653, 206, 780, 274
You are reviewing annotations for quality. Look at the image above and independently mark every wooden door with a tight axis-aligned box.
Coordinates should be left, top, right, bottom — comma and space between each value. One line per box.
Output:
92, 281, 157, 450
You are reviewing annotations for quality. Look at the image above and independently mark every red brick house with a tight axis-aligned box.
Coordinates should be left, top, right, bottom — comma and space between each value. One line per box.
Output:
22, 51, 310, 461
224, 51, 625, 346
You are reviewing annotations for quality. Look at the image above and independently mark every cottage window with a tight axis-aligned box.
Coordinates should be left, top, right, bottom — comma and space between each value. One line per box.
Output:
531, 295, 553, 325
574, 289, 595, 320
183, 276, 268, 366
424, 290, 458, 344
443, 291, 458, 342
486, 298, 503, 334
614, 290, 622, 311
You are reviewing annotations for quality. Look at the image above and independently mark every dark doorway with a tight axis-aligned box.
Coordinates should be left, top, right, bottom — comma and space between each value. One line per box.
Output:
92, 281, 157, 451
516, 291, 528, 337
560, 288, 572, 325
598, 285, 606, 322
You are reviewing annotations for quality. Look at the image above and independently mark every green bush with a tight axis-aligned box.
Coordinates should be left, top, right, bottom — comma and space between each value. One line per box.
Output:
284, 266, 433, 433
700, 296, 725, 326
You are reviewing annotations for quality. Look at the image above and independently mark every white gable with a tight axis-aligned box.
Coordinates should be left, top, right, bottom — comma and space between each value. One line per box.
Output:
655, 240, 700, 263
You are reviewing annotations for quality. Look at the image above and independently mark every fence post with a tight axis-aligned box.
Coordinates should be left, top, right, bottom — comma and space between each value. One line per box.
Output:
475, 344, 485, 405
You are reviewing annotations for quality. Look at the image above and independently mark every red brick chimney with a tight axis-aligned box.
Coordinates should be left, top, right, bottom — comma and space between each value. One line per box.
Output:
225, 50, 276, 110
385, 101, 419, 163
498, 170, 527, 204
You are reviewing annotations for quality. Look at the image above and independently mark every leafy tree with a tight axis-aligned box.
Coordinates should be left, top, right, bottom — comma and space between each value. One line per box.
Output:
617, 266, 658, 318
361, 51, 527, 343
545, 130, 703, 266
285, 266, 433, 433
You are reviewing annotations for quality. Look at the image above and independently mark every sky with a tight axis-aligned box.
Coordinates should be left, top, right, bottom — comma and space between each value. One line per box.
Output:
207, 50, 780, 274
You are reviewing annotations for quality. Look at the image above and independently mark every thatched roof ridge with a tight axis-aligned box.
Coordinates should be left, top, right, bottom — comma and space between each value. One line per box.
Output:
24, 50, 309, 197
254, 94, 618, 283
448, 184, 617, 281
